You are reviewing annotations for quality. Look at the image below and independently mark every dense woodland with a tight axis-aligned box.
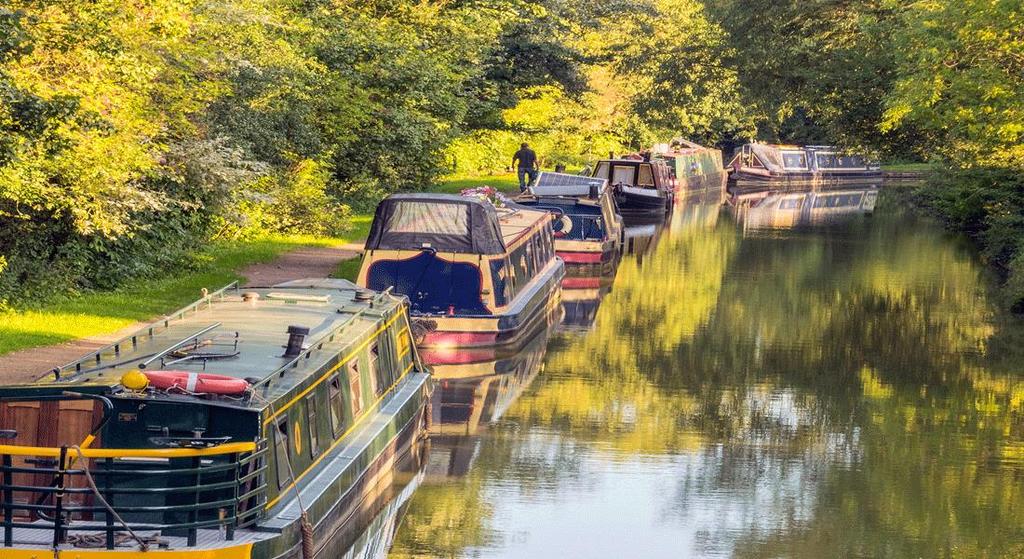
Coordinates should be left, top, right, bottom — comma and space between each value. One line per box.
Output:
0, 0, 1021, 309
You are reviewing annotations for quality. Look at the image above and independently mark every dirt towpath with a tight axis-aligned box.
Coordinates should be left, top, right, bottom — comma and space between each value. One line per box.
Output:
0, 245, 361, 383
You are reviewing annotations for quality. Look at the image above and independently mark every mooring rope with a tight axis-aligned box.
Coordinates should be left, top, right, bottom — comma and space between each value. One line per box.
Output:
69, 445, 151, 552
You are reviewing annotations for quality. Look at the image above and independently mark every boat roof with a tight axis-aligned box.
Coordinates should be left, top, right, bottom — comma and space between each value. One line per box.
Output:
531, 172, 608, 197
595, 158, 664, 166
365, 193, 549, 254
23, 280, 406, 409
653, 139, 717, 156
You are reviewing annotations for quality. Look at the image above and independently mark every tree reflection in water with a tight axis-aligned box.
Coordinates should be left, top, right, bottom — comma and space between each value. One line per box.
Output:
390, 189, 1024, 558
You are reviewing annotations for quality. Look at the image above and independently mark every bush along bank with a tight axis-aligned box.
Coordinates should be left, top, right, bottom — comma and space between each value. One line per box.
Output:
915, 166, 1024, 312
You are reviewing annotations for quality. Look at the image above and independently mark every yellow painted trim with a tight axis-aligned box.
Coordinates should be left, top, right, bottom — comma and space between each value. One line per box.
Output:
264, 359, 417, 511
2, 543, 252, 559
0, 442, 256, 459
263, 311, 405, 426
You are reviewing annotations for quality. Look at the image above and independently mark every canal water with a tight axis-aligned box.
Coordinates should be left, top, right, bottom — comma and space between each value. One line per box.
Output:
382, 184, 1024, 558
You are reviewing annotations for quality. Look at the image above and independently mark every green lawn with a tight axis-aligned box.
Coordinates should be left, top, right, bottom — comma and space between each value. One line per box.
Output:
0, 235, 364, 356
0, 176, 513, 357
331, 256, 364, 282
436, 173, 520, 194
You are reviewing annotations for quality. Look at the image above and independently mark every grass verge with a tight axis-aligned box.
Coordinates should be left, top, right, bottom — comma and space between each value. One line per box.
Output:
0, 234, 365, 356
0, 175, 514, 357
436, 173, 520, 194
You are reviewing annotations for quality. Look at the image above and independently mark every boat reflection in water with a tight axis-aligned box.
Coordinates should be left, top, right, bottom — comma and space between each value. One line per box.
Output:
424, 325, 551, 480
558, 270, 615, 333
314, 445, 426, 559
728, 183, 881, 231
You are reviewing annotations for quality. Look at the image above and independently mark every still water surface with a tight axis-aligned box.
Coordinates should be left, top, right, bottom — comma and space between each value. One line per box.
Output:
383, 185, 1024, 558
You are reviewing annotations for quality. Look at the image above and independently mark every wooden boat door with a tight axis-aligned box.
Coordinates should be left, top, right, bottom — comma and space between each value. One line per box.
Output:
0, 397, 102, 520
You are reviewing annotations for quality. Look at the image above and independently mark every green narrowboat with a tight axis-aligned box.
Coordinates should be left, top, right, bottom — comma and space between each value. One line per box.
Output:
652, 138, 727, 192
0, 279, 431, 559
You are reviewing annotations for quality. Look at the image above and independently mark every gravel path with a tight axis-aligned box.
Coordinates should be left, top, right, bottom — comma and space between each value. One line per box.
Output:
0, 245, 362, 382
239, 245, 359, 287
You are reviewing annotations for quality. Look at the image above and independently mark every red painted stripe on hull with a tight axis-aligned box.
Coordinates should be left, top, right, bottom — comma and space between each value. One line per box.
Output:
557, 251, 605, 264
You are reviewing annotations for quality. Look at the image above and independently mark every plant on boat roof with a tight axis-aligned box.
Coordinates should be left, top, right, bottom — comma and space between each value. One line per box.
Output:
460, 186, 511, 209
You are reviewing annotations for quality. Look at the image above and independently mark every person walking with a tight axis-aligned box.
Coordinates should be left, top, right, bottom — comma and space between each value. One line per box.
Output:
512, 143, 539, 192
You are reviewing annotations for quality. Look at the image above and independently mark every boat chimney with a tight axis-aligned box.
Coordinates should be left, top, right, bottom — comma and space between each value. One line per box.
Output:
588, 183, 600, 199
609, 151, 615, 159
284, 325, 310, 357
642, 151, 651, 162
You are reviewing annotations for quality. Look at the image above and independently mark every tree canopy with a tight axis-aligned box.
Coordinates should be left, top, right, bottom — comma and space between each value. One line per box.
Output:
1, 0, 1022, 307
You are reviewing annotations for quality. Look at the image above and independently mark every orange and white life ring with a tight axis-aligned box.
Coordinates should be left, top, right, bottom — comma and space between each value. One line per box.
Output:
552, 215, 573, 238
143, 370, 250, 395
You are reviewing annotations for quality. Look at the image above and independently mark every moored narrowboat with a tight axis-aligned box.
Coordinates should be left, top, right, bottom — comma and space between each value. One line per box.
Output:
0, 279, 430, 559
652, 139, 727, 192
590, 156, 675, 214
357, 193, 564, 352
727, 143, 881, 188
515, 172, 623, 267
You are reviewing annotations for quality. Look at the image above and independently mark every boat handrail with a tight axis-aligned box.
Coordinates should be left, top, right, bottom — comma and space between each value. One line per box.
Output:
0, 439, 268, 549
49, 281, 241, 380
0, 441, 256, 459
252, 288, 398, 389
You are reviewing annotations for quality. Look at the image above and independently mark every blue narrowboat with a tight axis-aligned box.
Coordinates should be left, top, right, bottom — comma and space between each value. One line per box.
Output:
357, 194, 564, 355
515, 172, 623, 267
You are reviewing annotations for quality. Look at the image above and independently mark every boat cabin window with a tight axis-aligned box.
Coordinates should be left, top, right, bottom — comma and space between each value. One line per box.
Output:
387, 200, 469, 236
371, 343, 389, 397
305, 395, 319, 458
348, 360, 363, 417
328, 374, 346, 437
274, 418, 291, 489
749, 155, 765, 168
638, 164, 655, 187
815, 153, 866, 169
594, 161, 611, 180
782, 152, 808, 170
612, 165, 636, 185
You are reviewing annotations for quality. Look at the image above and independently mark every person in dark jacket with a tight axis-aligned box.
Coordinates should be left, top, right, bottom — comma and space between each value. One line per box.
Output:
512, 143, 539, 191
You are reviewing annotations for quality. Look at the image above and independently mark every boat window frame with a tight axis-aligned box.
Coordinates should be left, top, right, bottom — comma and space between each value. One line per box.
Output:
637, 164, 655, 187
611, 165, 637, 186
274, 417, 291, 490
305, 394, 319, 459
815, 151, 867, 170
327, 373, 346, 438
781, 151, 809, 171
370, 342, 388, 397
348, 360, 363, 418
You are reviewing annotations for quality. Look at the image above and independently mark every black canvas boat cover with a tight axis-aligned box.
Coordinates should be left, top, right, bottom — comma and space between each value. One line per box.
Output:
365, 193, 507, 254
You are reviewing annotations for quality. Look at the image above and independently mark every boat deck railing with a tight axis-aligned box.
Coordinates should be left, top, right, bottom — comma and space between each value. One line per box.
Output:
0, 440, 267, 550
49, 282, 242, 381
